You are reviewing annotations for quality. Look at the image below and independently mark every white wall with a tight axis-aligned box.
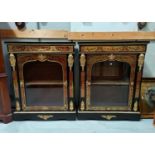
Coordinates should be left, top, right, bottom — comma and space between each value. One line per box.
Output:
38, 22, 70, 30
0, 22, 38, 29
143, 41, 155, 77
70, 22, 138, 32
0, 22, 70, 30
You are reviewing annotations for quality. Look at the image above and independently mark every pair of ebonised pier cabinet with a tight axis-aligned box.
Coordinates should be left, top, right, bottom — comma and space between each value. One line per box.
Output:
0, 40, 155, 123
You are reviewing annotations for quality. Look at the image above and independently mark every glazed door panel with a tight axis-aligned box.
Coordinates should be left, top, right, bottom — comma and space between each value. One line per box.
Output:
86, 54, 137, 111
17, 54, 68, 111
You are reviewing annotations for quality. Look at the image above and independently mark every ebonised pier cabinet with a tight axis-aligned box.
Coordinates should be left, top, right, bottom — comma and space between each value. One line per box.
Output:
8, 43, 76, 121
78, 42, 149, 120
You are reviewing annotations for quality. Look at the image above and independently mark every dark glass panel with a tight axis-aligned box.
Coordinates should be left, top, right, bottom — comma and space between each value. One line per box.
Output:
23, 61, 64, 107
91, 85, 129, 106
90, 61, 130, 108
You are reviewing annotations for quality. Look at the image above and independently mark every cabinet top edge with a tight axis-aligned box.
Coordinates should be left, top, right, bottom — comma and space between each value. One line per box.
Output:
7, 43, 75, 53
78, 41, 149, 46
6, 42, 75, 46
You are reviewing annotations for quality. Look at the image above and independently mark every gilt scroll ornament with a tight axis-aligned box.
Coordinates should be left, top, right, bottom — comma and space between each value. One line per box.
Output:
80, 100, 85, 111
16, 101, 21, 111
80, 54, 86, 71
63, 81, 68, 87
69, 100, 74, 111
37, 115, 53, 120
20, 80, 24, 87
9, 53, 16, 71
138, 53, 144, 72
101, 115, 116, 120
133, 101, 138, 112
37, 54, 47, 62
108, 54, 115, 61
68, 54, 74, 71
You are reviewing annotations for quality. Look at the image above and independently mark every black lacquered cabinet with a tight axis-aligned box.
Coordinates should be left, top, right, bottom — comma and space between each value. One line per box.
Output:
78, 42, 149, 120
8, 43, 76, 121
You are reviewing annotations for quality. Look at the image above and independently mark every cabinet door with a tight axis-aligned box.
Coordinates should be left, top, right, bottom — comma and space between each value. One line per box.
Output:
17, 54, 68, 111
86, 54, 137, 111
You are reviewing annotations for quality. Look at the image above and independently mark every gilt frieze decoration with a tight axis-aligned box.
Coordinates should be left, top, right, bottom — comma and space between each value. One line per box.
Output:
81, 45, 146, 53
8, 45, 74, 53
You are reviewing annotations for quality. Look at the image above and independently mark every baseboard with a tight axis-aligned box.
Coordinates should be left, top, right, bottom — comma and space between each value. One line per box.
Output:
78, 111, 141, 121
4, 111, 141, 121
13, 111, 76, 121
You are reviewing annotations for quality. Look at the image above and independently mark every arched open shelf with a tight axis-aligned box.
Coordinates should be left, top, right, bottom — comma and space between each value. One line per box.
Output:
90, 60, 131, 107
23, 61, 64, 107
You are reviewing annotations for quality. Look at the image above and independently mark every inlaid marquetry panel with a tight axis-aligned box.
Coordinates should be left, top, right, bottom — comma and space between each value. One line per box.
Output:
80, 45, 146, 53
8, 44, 74, 53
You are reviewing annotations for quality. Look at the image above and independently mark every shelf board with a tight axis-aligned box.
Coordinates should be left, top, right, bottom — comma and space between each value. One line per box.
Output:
91, 80, 129, 85
25, 80, 63, 86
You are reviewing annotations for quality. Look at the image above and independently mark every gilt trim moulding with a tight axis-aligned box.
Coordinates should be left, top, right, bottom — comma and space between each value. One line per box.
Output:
68, 32, 155, 41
